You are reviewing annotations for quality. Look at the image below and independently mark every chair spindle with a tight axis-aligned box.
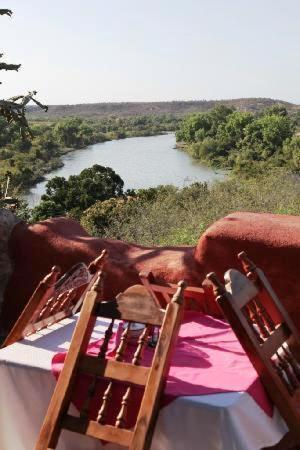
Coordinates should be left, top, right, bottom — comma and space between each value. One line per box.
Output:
115, 325, 150, 428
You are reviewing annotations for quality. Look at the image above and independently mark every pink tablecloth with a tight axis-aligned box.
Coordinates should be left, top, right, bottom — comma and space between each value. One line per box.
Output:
52, 311, 272, 426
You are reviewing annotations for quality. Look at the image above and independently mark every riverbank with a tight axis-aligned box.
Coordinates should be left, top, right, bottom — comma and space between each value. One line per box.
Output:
0, 115, 180, 195
24, 134, 225, 208
38, 132, 171, 189
175, 105, 300, 175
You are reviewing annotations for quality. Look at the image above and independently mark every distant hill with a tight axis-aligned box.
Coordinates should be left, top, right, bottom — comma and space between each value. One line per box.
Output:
27, 98, 299, 120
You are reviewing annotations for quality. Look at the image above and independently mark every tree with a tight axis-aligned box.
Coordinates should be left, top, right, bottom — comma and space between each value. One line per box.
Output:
30, 200, 65, 222
261, 105, 288, 117
190, 137, 220, 161
240, 113, 294, 159
207, 104, 233, 136
80, 197, 128, 236
53, 118, 83, 148
176, 103, 298, 173
175, 113, 211, 143
216, 111, 253, 152
31, 164, 125, 220
0, 9, 47, 138
281, 136, 300, 172
175, 106, 234, 144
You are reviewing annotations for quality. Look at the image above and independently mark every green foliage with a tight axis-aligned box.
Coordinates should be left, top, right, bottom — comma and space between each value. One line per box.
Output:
79, 171, 300, 246
30, 200, 65, 222
93, 114, 180, 137
53, 117, 98, 148
281, 136, 300, 171
80, 197, 129, 236
176, 113, 210, 143
31, 164, 124, 220
190, 137, 220, 162
176, 104, 297, 173
216, 111, 253, 152
0, 114, 179, 192
240, 114, 294, 158
0, 118, 62, 190
261, 104, 288, 117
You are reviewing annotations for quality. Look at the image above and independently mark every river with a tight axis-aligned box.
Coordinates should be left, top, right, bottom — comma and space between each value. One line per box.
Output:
25, 133, 224, 207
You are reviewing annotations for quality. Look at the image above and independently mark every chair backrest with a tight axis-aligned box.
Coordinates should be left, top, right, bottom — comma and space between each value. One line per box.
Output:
35, 267, 185, 450
206, 252, 300, 443
140, 270, 206, 311
2, 251, 106, 347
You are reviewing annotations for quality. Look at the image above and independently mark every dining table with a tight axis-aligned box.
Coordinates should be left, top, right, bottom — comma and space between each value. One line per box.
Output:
0, 313, 288, 450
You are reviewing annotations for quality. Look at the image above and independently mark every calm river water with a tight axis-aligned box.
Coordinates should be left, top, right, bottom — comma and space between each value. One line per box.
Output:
25, 133, 224, 207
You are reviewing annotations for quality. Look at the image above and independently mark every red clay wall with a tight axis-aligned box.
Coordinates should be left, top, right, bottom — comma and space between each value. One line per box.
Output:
1, 211, 300, 335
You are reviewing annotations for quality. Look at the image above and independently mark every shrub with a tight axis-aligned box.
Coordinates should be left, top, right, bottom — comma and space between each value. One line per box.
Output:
81, 172, 300, 246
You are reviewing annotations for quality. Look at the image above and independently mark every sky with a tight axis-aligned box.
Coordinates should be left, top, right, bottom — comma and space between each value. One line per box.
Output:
1, 0, 300, 105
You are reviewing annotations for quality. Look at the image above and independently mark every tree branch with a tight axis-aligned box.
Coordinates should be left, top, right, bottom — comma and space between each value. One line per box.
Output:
0, 8, 48, 138
0, 92, 48, 138
0, 62, 21, 71
0, 9, 12, 16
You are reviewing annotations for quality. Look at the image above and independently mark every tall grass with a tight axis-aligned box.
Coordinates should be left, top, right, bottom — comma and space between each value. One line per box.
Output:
80, 170, 300, 246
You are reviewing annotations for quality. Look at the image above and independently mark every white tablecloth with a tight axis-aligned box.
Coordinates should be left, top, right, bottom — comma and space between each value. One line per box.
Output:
0, 315, 287, 450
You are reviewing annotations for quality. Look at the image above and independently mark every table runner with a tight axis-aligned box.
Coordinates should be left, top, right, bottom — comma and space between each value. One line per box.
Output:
52, 311, 272, 427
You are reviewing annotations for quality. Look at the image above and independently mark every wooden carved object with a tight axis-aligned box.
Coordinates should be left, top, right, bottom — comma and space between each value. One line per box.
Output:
35, 270, 186, 450
98, 318, 115, 360
80, 270, 108, 420
2, 266, 60, 347
96, 321, 131, 424
139, 270, 205, 310
207, 252, 300, 446
115, 386, 131, 429
97, 380, 114, 424
2, 250, 107, 347
115, 322, 132, 362
115, 325, 150, 429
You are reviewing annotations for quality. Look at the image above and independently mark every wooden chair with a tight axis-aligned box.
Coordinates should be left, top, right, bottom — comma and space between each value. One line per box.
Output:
2, 251, 106, 347
140, 270, 207, 311
206, 252, 300, 448
35, 268, 186, 450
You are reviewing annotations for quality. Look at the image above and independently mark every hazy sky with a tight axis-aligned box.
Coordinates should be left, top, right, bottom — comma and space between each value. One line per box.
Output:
1, 0, 300, 104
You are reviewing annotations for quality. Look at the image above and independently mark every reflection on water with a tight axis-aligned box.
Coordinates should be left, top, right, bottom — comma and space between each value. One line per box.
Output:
25, 133, 224, 207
